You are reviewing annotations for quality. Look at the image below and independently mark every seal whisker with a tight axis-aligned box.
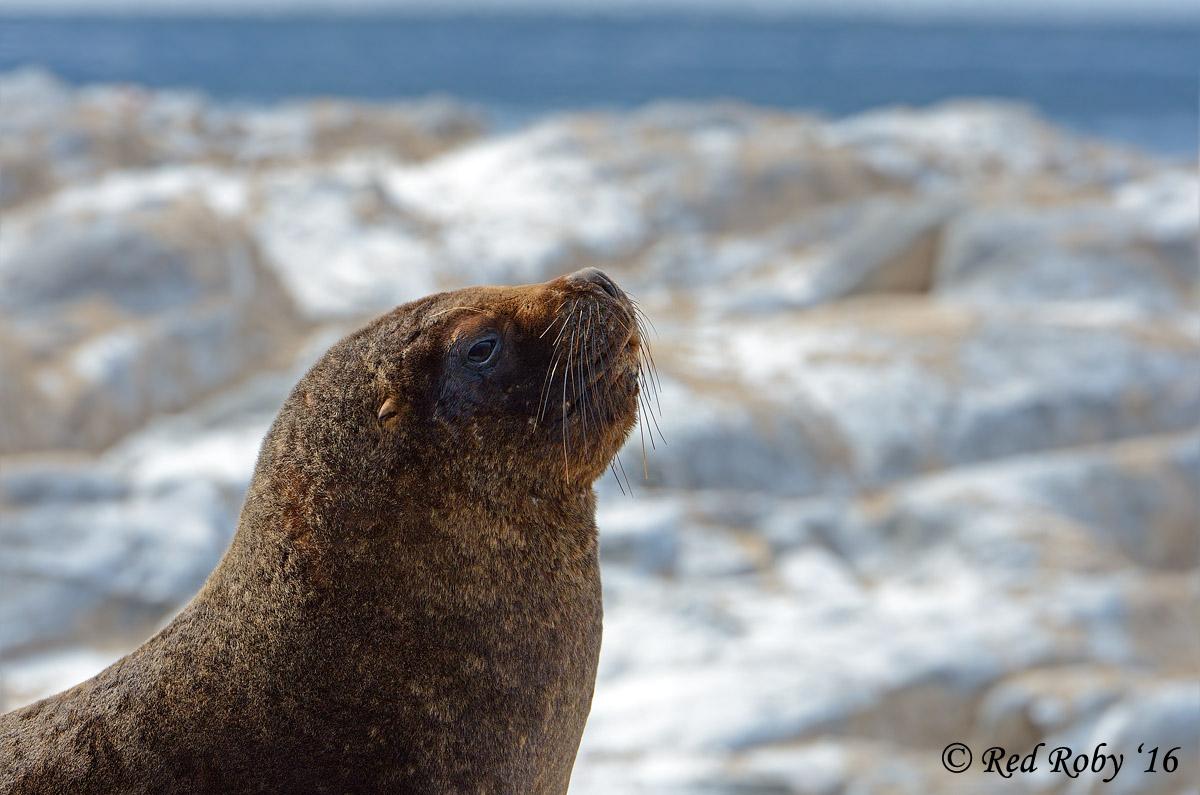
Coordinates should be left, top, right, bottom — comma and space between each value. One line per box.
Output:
585, 305, 600, 441
632, 344, 658, 448
635, 382, 650, 478
640, 387, 666, 451
537, 352, 563, 426
638, 362, 665, 447
537, 298, 576, 426
561, 303, 584, 479
583, 303, 603, 446
629, 296, 661, 340
614, 451, 633, 496
551, 299, 576, 348
548, 299, 579, 440
631, 306, 665, 448
576, 304, 591, 442
537, 311, 569, 425
608, 459, 626, 496
538, 301, 569, 339
634, 307, 664, 404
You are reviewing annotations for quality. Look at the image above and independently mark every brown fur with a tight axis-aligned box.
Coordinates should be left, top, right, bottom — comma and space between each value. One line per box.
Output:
1, 270, 644, 794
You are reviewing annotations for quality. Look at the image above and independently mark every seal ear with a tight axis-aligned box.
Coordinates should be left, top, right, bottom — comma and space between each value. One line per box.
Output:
378, 397, 401, 423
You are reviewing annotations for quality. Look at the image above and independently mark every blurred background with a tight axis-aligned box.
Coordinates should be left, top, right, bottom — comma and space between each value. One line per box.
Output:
0, 0, 1197, 792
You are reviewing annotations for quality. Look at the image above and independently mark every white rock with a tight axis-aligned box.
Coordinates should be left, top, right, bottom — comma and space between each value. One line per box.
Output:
935, 204, 1199, 313
598, 498, 683, 575
1062, 681, 1200, 795
653, 300, 1199, 495
0, 197, 305, 453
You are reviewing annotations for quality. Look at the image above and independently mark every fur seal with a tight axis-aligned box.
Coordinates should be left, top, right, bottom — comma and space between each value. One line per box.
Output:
1, 267, 649, 794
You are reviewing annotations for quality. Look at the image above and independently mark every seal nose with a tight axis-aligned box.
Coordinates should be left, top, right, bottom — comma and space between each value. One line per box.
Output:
567, 267, 622, 300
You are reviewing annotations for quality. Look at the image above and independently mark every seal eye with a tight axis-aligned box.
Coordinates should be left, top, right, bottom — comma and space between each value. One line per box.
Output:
465, 335, 500, 369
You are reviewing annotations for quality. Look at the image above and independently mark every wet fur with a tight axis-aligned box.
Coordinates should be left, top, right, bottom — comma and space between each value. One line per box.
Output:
0, 273, 650, 794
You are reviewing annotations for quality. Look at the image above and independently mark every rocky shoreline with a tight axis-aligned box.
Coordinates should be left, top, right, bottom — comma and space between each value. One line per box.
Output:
1, 69, 1196, 793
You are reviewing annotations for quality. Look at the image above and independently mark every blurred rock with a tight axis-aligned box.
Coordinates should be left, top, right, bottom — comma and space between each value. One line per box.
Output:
852, 430, 1200, 580
0, 197, 306, 454
0, 73, 1196, 795
824, 193, 962, 297
648, 299, 1199, 494
0, 355, 313, 657
0, 70, 154, 210
1070, 682, 1200, 795
598, 498, 683, 576
0, 470, 234, 654
825, 100, 1152, 198
0, 68, 485, 211
976, 666, 1129, 755
935, 203, 1200, 313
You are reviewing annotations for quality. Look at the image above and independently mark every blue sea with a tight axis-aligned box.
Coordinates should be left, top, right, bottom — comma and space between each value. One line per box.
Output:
1, 13, 1197, 155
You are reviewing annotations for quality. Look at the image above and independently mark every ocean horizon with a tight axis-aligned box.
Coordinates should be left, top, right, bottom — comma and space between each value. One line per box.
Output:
2, 12, 1197, 156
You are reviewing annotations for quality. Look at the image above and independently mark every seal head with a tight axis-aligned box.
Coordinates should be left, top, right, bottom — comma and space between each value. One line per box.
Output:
1, 268, 648, 795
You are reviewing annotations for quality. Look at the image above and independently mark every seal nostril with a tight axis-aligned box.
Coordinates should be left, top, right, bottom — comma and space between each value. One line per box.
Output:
568, 267, 621, 300
593, 273, 620, 299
